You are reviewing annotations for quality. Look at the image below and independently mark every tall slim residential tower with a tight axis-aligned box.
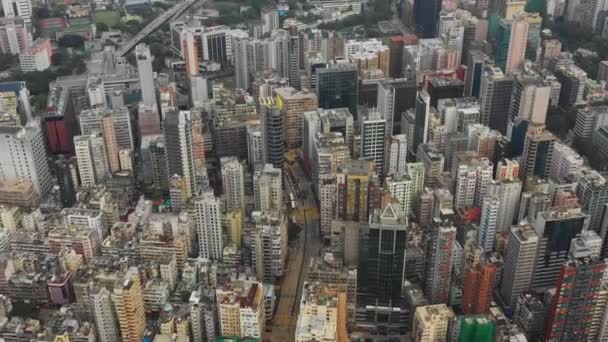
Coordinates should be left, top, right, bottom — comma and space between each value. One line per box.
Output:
0, 119, 52, 196
413, 305, 455, 342
221, 157, 245, 212
253, 163, 282, 213
462, 262, 497, 314
385, 134, 408, 178
520, 124, 556, 181
478, 198, 500, 252
247, 125, 264, 167
163, 109, 196, 199
113, 267, 146, 342
357, 200, 408, 330
232, 32, 250, 90
500, 224, 538, 307
360, 111, 386, 179
316, 64, 359, 119
260, 97, 285, 171
425, 220, 457, 304
496, 17, 529, 74
194, 192, 224, 260
336, 160, 379, 223
135, 44, 156, 108
412, 91, 431, 156
92, 287, 120, 342
74, 133, 109, 188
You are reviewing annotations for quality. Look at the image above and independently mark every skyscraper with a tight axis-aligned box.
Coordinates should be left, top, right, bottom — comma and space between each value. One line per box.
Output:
413, 0, 442, 38
521, 124, 556, 181
360, 111, 386, 179
92, 287, 120, 342
253, 163, 282, 213
232, 32, 250, 90
479, 66, 513, 134
336, 160, 379, 223
357, 200, 408, 331
194, 191, 224, 260
74, 133, 109, 188
465, 50, 489, 98
135, 44, 156, 108
113, 267, 146, 342
425, 220, 456, 304
316, 64, 359, 119
274, 87, 318, 148
576, 169, 608, 234
221, 157, 245, 212
412, 91, 431, 156
385, 134, 408, 178
478, 198, 500, 252
496, 17, 529, 74
163, 109, 196, 199
500, 224, 538, 307
260, 97, 285, 170
462, 262, 497, 314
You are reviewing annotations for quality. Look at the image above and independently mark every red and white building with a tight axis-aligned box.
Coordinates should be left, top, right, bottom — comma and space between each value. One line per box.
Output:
19, 38, 52, 72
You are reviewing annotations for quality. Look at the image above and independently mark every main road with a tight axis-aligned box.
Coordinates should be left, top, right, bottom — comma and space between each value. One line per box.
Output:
117, 0, 197, 57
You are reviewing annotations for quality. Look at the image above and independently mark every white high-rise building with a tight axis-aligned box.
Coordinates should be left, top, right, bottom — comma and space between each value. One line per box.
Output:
377, 80, 396, 135
92, 287, 120, 342
0, 119, 52, 196
194, 192, 224, 260
500, 224, 538, 307
252, 211, 287, 284
221, 157, 245, 211
387, 175, 415, 216
253, 163, 282, 213
360, 111, 386, 178
1, 0, 32, 25
135, 44, 156, 108
386, 134, 408, 178
454, 165, 477, 210
489, 180, 522, 232
74, 133, 109, 188
478, 198, 500, 252
247, 125, 264, 166
261, 7, 279, 34
164, 110, 196, 199
548, 142, 584, 182
233, 32, 250, 90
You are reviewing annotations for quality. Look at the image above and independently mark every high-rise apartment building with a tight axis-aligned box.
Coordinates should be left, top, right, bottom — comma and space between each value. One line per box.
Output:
312, 132, 350, 194
221, 157, 245, 212
413, 304, 455, 342
113, 267, 146, 342
425, 220, 456, 304
462, 262, 497, 314
74, 133, 109, 188
193, 192, 224, 260
549, 142, 584, 182
260, 97, 285, 171
0, 17, 30, 54
496, 16, 529, 74
360, 111, 386, 179
478, 198, 500, 252
247, 124, 264, 167
274, 87, 318, 148
576, 169, 608, 234
164, 109, 196, 199
417, 144, 445, 188
500, 224, 539, 307
385, 134, 408, 178
508, 71, 552, 125
216, 279, 265, 338
252, 211, 287, 284
303, 108, 354, 164
520, 124, 556, 181
253, 163, 282, 213
316, 64, 359, 119
336, 160, 379, 223
387, 174, 415, 216
92, 287, 120, 342
0, 119, 52, 196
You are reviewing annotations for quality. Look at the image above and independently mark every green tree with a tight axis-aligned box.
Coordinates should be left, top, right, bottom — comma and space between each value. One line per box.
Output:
0, 53, 17, 71
96, 22, 109, 34
58, 34, 85, 49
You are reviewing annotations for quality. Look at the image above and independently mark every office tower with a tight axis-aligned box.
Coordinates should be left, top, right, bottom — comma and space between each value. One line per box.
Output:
412, 91, 431, 156
427, 77, 465, 108
488, 179, 522, 231
500, 224, 538, 307
576, 169, 608, 234
545, 256, 607, 340
0, 119, 52, 196
417, 144, 445, 188
520, 124, 556, 181
385, 135, 408, 178
496, 17, 529, 74
573, 105, 608, 140
113, 267, 146, 342
465, 50, 489, 97
316, 64, 359, 118
413, 0, 442, 38
555, 64, 588, 108
274, 87, 318, 148
74, 133, 109, 188
216, 279, 265, 338
253, 163, 282, 213
303, 108, 354, 163
252, 211, 287, 283
221, 157, 245, 212
259, 97, 284, 171
360, 111, 386, 179
247, 125, 264, 166
425, 221, 456, 304
532, 205, 587, 292
194, 192, 224, 260
0, 17, 30, 54
508, 72, 552, 125
480, 66, 513, 134
512, 294, 546, 342
92, 287, 120, 342
357, 200, 408, 330
233, 32, 250, 90
149, 137, 168, 190
164, 110, 196, 198
135, 44, 156, 108
414, 305, 455, 342
336, 160, 379, 223
549, 142, 584, 182
462, 262, 497, 314
478, 198, 500, 252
